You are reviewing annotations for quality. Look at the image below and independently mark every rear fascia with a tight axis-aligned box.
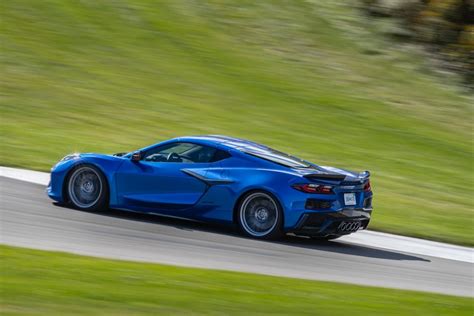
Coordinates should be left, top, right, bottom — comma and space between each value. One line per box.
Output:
283, 176, 373, 235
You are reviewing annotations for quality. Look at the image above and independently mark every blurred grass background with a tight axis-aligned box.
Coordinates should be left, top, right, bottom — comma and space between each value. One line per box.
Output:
1, 0, 472, 245
1, 245, 472, 315
363, 0, 473, 86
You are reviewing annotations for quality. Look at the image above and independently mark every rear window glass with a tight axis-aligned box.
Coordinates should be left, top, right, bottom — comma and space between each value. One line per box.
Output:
242, 148, 311, 168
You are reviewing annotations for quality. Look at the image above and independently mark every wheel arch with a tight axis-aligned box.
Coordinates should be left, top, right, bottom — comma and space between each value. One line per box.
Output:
232, 188, 285, 228
62, 162, 111, 205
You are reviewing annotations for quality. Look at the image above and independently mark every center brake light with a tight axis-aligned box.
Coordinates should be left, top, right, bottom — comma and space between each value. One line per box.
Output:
292, 183, 334, 194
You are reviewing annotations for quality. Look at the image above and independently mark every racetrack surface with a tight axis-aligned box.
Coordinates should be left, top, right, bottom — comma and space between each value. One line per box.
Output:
1, 176, 473, 297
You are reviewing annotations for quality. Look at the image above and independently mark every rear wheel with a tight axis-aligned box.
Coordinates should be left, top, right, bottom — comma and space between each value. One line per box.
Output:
237, 191, 283, 240
67, 165, 108, 212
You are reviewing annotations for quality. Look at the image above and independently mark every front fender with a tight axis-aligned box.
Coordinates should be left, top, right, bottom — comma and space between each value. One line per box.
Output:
48, 154, 126, 205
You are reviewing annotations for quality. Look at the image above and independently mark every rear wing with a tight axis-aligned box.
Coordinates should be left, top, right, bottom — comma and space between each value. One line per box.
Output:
303, 173, 346, 181
303, 170, 370, 182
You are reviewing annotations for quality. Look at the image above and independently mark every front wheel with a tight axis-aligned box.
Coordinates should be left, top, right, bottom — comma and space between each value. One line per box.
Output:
66, 165, 108, 212
237, 191, 283, 240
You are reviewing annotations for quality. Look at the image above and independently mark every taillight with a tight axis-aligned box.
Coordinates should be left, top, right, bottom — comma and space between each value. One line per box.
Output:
292, 183, 334, 194
364, 180, 371, 192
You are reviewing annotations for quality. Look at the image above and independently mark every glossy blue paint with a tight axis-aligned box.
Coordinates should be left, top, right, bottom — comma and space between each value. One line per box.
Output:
47, 135, 373, 237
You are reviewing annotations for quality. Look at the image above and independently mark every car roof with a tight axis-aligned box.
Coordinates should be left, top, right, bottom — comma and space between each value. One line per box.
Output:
163, 135, 313, 169
177, 135, 269, 152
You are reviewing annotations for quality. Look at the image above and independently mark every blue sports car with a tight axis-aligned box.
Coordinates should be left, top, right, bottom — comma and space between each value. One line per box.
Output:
47, 135, 373, 240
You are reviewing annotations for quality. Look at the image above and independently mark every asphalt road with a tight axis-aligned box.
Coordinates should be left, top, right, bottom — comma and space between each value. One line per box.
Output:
1, 177, 472, 297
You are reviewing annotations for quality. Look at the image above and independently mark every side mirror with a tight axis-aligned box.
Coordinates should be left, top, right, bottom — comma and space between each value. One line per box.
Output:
131, 151, 142, 162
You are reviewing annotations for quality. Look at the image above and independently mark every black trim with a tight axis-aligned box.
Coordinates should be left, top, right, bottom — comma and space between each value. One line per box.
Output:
304, 173, 346, 181
113, 152, 128, 157
291, 210, 371, 237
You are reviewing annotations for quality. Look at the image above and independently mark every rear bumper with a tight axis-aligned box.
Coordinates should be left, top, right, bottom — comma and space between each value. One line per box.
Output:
289, 209, 372, 237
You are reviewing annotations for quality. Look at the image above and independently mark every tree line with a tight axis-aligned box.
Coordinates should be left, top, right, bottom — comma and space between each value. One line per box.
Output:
362, 0, 473, 87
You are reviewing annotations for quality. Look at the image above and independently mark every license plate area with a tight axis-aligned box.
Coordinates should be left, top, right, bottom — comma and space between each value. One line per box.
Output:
344, 193, 356, 206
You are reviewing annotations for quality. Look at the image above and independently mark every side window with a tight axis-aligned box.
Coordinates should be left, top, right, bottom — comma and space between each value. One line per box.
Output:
187, 147, 231, 163
144, 143, 196, 163
186, 145, 216, 163
210, 149, 231, 162
160, 143, 195, 155
143, 143, 231, 163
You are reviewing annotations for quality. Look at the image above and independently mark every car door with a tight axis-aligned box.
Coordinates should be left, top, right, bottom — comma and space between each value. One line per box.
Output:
115, 142, 216, 214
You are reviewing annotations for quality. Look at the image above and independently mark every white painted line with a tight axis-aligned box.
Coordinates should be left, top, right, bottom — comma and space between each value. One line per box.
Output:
339, 230, 473, 264
1, 166, 473, 263
1, 166, 50, 186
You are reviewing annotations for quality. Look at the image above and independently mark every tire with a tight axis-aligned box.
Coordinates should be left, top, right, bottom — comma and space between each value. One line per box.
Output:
237, 191, 284, 240
66, 164, 108, 212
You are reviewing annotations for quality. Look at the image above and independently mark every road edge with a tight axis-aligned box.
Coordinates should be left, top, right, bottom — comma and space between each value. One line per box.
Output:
1, 166, 472, 264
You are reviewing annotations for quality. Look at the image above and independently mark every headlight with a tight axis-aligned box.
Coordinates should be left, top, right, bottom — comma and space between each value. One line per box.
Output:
52, 153, 80, 171
60, 153, 80, 162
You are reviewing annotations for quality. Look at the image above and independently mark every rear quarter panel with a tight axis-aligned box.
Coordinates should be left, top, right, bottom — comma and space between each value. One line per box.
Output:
193, 158, 304, 229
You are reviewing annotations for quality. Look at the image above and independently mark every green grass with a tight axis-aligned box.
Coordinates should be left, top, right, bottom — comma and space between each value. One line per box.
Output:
0, 245, 472, 315
1, 1, 472, 245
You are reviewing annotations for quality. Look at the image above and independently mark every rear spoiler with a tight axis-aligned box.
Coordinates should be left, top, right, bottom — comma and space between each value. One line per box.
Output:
303, 173, 346, 181
304, 170, 370, 181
